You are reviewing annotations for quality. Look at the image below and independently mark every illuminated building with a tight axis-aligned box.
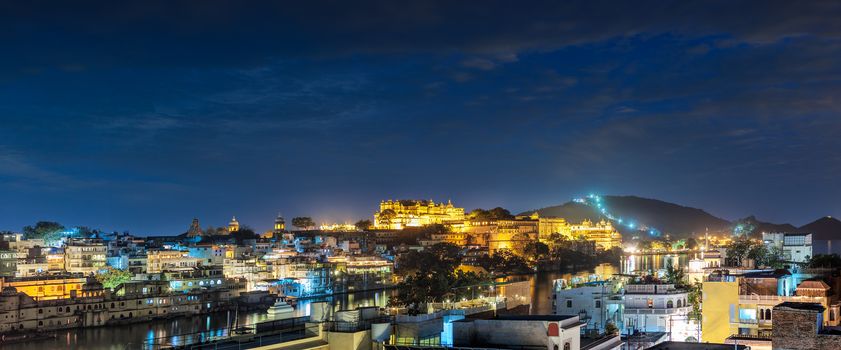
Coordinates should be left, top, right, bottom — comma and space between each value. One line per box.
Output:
570, 219, 622, 251
374, 199, 464, 229
488, 219, 537, 254
227, 216, 240, 234
318, 223, 358, 231
63, 239, 106, 275
273, 214, 286, 235
0, 275, 90, 300
147, 250, 202, 273
535, 214, 572, 241
328, 256, 393, 292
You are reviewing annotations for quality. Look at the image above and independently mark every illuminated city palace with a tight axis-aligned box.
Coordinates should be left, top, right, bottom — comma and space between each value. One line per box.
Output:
374, 199, 465, 230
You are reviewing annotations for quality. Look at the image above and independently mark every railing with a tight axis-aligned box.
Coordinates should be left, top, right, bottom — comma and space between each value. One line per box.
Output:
325, 316, 393, 333
624, 306, 691, 315
739, 294, 823, 302
731, 318, 758, 325
140, 316, 314, 350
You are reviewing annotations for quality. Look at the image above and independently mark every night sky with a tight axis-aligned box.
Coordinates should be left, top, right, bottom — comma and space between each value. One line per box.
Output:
1, 1, 840, 235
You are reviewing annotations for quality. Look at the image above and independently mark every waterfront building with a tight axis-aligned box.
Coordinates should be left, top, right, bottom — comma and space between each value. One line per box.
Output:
570, 220, 622, 251
488, 219, 538, 254
0, 275, 90, 300
63, 239, 107, 275
762, 232, 812, 264
374, 199, 465, 230
328, 255, 393, 292
622, 283, 698, 341
536, 214, 572, 241
0, 277, 237, 334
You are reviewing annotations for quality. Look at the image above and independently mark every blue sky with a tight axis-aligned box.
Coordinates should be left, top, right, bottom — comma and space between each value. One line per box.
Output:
1, 1, 840, 234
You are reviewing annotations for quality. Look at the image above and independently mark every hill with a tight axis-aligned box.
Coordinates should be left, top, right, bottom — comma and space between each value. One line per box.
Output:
523, 195, 731, 238
800, 216, 841, 240
733, 215, 798, 236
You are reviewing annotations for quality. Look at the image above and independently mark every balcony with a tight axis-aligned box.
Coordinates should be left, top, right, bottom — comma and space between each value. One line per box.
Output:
624, 306, 691, 315
739, 294, 823, 304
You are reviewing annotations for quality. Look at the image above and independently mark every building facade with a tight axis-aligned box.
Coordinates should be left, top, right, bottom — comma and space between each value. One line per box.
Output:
374, 199, 465, 230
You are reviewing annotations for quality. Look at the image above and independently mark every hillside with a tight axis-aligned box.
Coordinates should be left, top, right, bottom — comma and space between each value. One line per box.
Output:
523, 195, 731, 238
800, 216, 841, 240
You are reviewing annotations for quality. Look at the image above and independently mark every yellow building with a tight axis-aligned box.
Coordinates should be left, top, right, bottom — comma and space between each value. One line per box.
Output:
488, 219, 538, 254
1, 276, 90, 300
569, 219, 622, 250
536, 215, 572, 241
374, 199, 465, 229
702, 278, 741, 343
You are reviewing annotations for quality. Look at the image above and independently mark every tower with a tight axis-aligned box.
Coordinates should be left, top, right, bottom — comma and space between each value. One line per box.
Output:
273, 213, 286, 234
228, 216, 240, 233
187, 218, 202, 237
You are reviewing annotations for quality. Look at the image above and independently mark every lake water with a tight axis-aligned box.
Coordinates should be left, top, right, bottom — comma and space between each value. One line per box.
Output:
1, 253, 686, 350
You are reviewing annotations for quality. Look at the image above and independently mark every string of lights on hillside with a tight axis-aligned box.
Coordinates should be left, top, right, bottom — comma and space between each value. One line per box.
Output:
573, 194, 662, 237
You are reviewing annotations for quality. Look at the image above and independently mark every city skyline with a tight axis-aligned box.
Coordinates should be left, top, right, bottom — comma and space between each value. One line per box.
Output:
2, 1, 841, 234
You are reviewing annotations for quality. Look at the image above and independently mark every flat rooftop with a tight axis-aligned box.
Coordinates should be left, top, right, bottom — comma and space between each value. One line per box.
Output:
646, 341, 748, 350
492, 315, 576, 322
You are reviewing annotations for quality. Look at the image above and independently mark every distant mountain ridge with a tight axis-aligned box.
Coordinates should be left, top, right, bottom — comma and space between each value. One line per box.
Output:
522, 195, 841, 239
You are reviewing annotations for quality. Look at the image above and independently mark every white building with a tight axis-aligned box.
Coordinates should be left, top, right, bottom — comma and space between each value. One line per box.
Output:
762, 232, 812, 263
553, 280, 623, 333
623, 284, 699, 341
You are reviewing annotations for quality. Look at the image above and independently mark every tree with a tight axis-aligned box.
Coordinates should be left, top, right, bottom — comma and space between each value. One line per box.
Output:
523, 241, 550, 262
509, 232, 533, 257
388, 243, 489, 315
23, 221, 65, 245
467, 207, 514, 220
724, 238, 755, 266
354, 220, 372, 231
808, 254, 841, 268
685, 238, 698, 250
291, 217, 316, 230
96, 267, 133, 290
665, 262, 687, 287
231, 226, 258, 243
687, 281, 703, 321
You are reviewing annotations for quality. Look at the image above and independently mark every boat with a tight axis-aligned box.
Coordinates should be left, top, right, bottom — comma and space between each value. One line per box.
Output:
266, 297, 295, 319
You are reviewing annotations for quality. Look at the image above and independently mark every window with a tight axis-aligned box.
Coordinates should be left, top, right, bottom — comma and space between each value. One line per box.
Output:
566, 300, 572, 308
595, 300, 601, 308
667, 300, 674, 308
766, 309, 772, 320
